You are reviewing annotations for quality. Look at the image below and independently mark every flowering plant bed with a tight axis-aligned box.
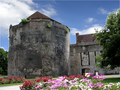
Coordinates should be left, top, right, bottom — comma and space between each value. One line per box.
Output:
20, 74, 120, 90
0, 76, 25, 84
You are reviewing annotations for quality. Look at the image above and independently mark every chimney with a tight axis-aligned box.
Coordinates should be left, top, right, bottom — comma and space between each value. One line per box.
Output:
76, 33, 79, 44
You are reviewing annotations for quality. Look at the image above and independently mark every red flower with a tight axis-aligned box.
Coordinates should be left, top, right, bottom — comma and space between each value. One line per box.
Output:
43, 78, 48, 82
63, 75, 68, 77
37, 79, 40, 82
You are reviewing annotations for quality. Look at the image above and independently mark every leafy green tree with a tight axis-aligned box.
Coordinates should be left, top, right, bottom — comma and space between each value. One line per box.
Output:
0, 48, 8, 75
0, 67, 3, 74
94, 9, 120, 69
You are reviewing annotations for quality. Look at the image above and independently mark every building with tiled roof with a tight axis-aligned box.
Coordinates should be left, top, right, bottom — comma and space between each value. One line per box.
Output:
8, 11, 119, 78
8, 11, 70, 78
69, 32, 119, 75
27, 11, 52, 20
76, 33, 96, 44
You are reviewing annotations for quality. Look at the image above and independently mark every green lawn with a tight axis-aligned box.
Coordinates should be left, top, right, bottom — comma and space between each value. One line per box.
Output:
101, 77, 120, 84
0, 83, 23, 87
0, 75, 8, 78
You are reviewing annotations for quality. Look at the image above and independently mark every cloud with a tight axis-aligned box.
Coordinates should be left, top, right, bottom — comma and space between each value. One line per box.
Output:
40, 5, 57, 17
0, 0, 36, 36
85, 18, 96, 23
70, 24, 103, 35
0, 0, 57, 36
98, 8, 108, 15
19, 0, 35, 4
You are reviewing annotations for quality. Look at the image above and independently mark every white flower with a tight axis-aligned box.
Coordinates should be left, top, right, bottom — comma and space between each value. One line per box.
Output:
37, 82, 43, 87
80, 79, 83, 82
63, 79, 69, 83
116, 82, 120, 88
85, 73, 90, 77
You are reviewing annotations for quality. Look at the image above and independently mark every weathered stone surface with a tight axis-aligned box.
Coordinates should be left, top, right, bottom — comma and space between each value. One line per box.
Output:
8, 19, 70, 78
81, 52, 89, 65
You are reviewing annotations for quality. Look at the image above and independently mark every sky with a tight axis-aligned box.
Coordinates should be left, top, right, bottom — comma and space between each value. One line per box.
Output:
0, 0, 119, 51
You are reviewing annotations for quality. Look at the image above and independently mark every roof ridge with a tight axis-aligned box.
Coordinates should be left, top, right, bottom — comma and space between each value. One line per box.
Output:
27, 11, 52, 20
78, 33, 94, 36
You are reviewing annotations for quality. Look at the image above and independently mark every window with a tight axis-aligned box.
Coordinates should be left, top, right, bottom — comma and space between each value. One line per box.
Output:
94, 51, 96, 56
52, 20, 54, 26
100, 51, 102, 53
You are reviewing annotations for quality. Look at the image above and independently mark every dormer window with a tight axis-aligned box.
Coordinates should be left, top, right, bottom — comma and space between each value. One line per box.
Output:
52, 20, 54, 26
93, 39, 96, 42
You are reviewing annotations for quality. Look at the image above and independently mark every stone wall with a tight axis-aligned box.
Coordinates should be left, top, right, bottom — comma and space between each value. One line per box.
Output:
8, 19, 70, 78
69, 42, 105, 75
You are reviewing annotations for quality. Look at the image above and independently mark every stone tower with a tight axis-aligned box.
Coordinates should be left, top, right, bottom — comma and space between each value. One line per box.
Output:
8, 11, 70, 78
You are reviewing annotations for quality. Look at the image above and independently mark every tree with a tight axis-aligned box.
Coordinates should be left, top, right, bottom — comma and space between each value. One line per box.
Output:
0, 48, 8, 75
94, 9, 120, 69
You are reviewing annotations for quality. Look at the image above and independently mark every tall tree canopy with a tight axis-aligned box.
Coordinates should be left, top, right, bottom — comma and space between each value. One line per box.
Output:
94, 9, 120, 69
0, 48, 8, 75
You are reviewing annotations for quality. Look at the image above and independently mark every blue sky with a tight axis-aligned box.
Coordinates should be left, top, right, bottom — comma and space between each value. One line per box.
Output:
0, 0, 119, 51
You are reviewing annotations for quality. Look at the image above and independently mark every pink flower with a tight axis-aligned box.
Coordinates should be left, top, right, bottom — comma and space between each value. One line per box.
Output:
89, 73, 93, 76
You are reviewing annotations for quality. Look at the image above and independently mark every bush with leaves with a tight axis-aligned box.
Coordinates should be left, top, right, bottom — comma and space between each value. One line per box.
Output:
20, 18, 31, 25
46, 24, 51, 28
94, 9, 120, 69
0, 48, 8, 75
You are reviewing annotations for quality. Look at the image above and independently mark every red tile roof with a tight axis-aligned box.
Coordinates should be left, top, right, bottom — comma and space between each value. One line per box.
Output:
27, 11, 52, 20
76, 33, 96, 44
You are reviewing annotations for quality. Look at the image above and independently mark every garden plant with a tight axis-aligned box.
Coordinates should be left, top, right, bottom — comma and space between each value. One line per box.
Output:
0, 76, 25, 84
19, 73, 120, 90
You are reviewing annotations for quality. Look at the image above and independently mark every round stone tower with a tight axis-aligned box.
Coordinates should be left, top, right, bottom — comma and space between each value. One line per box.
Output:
8, 11, 70, 78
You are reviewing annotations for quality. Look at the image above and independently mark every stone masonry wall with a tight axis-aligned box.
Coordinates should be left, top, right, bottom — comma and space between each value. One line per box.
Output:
8, 19, 70, 78
69, 43, 104, 75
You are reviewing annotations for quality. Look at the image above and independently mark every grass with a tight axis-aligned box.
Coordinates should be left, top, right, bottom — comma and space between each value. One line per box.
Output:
101, 77, 120, 84
0, 83, 23, 87
0, 75, 8, 78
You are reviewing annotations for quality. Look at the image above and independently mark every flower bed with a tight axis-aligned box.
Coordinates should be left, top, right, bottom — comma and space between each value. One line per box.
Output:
0, 76, 25, 84
20, 74, 120, 90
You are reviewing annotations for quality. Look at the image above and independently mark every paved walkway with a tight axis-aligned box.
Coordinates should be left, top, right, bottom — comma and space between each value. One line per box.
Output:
1, 75, 120, 90
104, 75, 120, 77
0, 85, 22, 90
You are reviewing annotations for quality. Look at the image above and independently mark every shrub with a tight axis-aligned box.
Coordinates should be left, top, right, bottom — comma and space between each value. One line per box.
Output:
39, 18, 42, 21
46, 24, 51, 28
20, 18, 29, 25
45, 45, 48, 47
65, 29, 69, 34
20, 18, 31, 25
0, 67, 3, 74
0, 78, 3, 84
20, 80, 36, 90
0, 76, 25, 84
56, 35, 58, 37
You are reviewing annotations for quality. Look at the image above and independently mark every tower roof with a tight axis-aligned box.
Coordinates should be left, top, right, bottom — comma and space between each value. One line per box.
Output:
27, 11, 52, 20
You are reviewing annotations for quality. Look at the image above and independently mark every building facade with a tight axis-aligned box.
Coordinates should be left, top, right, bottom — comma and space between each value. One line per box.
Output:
69, 33, 104, 75
8, 11, 119, 78
69, 33, 120, 75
